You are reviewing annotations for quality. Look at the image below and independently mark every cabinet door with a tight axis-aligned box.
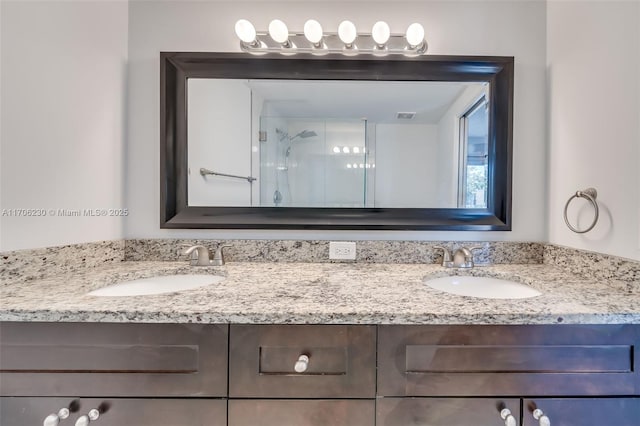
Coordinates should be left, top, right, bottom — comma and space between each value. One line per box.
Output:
0, 397, 227, 426
0, 322, 228, 397
377, 398, 520, 426
378, 324, 639, 397
228, 399, 374, 426
523, 398, 640, 426
229, 324, 376, 398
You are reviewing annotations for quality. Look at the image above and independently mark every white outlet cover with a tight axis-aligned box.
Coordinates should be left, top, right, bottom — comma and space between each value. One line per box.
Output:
329, 241, 357, 260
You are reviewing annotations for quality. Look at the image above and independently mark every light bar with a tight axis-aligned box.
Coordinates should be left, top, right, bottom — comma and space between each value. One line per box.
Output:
234, 19, 428, 55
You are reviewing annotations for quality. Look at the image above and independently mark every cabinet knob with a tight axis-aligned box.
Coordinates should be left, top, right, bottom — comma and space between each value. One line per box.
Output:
43, 408, 70, 426
294, 354, 310, 373
500, 408, 517, 426
533, 408, 551, 426
75, 409, 100, 426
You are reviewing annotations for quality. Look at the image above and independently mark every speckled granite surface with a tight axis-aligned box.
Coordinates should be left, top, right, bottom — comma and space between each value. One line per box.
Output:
1, 262, 638, 324
544, 244, 640, 285
124, 239, 544, 264
1, 240, 124, 285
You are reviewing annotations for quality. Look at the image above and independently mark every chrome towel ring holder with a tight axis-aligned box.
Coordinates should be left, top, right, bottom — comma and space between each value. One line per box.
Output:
563, 187, 599, 233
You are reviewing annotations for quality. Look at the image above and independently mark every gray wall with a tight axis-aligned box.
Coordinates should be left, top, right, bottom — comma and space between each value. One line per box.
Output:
1, 0, 128, 251
547, 0, 640, 260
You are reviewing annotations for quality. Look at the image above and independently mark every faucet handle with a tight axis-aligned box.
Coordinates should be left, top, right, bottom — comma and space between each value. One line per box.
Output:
212, 245, 231, 266
433, 246, 453, 267
461, 246, 483, 259
181, 245, 213, 266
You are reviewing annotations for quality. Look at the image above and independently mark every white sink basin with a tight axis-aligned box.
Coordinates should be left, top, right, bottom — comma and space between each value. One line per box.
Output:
88, 274, 224, 297
425, 275, 541, 299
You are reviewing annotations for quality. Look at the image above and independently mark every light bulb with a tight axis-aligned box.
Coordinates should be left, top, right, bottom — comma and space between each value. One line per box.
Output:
405, 23, 425, 47
268, 19, 289, 44
333, 146, 340, 153
304, 19, 323, 45
338, 20, 357, 46
235, 19, 257, 44
372, 21, 390, 46
343, 147, 350, 154
353, 147, 360, 154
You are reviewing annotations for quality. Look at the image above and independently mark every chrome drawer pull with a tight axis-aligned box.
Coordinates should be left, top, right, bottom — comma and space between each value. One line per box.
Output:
294, 354, 310, 373
533, 408, 551, 426
500, 408, 517, 426
43, 408, 70, 426
75, 409, 100, 426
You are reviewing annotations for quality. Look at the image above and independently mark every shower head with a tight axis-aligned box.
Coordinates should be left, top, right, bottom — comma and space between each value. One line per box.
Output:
291, 130, 317, 141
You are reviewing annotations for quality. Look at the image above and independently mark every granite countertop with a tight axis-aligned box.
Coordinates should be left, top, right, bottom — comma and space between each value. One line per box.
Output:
1, 261, 638, 324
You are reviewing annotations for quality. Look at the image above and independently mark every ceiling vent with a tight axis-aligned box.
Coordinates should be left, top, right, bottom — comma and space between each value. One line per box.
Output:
396, 112, 416, 120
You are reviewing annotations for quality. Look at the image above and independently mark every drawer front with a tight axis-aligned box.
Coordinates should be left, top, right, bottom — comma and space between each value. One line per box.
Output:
523, 398, 640, 426
228, 399, 374, 426
0, 397, 226, 426
378, 324, 639, 396
229, 325, 376, 398
0, 322, 228, 397
377, 398, 520, 426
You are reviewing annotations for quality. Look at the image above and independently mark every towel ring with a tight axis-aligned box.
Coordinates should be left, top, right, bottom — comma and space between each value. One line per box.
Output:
563, 188, 599, 233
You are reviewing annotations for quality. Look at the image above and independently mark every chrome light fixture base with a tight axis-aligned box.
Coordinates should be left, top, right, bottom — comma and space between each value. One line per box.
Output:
239, 32, 428, 56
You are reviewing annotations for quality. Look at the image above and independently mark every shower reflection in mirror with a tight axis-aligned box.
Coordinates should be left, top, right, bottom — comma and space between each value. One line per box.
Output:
186, 78, 489, 209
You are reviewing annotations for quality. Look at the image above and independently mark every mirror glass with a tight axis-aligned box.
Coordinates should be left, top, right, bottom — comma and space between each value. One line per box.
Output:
187, 79, 489, 209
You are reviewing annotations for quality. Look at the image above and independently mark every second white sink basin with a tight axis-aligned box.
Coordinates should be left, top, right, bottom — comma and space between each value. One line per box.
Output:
88, 274, 224, 297
425, 275, 541, 299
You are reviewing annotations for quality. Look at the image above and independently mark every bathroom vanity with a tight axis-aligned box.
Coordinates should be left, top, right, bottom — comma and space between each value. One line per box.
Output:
1, 322, 639, 425
1, 260, 639, 425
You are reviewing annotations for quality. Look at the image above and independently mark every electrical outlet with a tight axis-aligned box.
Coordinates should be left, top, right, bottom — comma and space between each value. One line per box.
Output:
329, 241, 357, 260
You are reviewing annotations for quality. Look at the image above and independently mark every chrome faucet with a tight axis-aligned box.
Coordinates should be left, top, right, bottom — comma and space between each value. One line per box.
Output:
434, 246, 481, 268
181, 245, 231, 266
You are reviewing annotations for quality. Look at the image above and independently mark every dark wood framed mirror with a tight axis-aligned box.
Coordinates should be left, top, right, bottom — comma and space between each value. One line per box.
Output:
161, 52, 513, 230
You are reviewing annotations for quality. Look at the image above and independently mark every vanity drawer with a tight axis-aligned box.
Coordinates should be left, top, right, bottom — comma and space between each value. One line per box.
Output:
378, 324, 639, 397
229, 324, 376, 398
376, 398, 520, 426
522, 398, 640, 426
228, 399, 374, 426
0, 397, 227, 426
0, 322, 228, 397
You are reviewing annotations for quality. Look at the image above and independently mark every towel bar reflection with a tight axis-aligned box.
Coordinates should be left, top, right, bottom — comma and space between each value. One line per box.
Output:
563, 187, 599, 233
200, 168, 257, 183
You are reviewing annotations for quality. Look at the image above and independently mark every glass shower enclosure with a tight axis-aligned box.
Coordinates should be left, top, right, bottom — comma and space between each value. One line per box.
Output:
259, 117, 372, 208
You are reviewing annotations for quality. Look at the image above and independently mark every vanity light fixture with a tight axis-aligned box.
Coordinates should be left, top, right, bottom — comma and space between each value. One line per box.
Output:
405, 23, 427, 53
234, 19, 259, 48
338, 20, 358, 48
371, 21, 391, 48
268, 19, 292, 47
303, 19, 324, 47
233, 19, 428, 55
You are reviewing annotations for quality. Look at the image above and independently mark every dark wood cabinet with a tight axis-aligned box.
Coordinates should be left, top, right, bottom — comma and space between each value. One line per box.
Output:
0, 322, 228, 397
0, 397, 227, 425
522, 398, 640, 426
229, 324, 376, 398
377, 324, 639, 397
1, 322, 638, 425
376, 398, 520, 426
228, 399, 375, 426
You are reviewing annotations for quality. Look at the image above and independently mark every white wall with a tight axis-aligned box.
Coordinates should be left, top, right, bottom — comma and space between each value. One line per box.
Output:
375, 124, 439, 207
0, 0, 128, 251
126, 0, 547, 241
187, 79, 252, 206
547, 0, 640, 260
